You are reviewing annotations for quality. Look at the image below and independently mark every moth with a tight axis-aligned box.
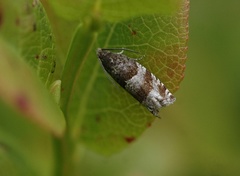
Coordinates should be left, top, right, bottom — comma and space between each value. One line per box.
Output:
97, 48, 176, 117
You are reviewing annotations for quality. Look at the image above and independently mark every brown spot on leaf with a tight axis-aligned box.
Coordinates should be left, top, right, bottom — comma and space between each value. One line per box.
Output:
147, 122, 152, 127
51, 61, 56, 73
128, 24, 137, 36
131, 30, 137, 36
41, 55, 47, 59
15, 94, 29, 112
33, 23, 37, 31
95, 115, 101, 123
125, 136, 135, 143
36, 54, 48, 60
49, 34, 52, 40
15, 18, 20, 26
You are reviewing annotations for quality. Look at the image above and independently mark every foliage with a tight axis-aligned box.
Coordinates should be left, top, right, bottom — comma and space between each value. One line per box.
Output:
0, 0, 189, 175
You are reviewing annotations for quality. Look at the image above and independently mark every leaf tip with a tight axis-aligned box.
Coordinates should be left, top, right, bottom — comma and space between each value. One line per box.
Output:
124, 136, 136, 143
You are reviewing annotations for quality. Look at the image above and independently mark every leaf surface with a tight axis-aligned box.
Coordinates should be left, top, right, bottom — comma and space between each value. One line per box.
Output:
0, 99, 55, 176
46, 0, 180, 21
62, 0, 189, 155
0, 39, 65, 136
0, 0, 56, 87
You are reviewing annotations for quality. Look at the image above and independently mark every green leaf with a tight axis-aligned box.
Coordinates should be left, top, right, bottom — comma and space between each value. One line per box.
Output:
46, 0, 180, 21
0, 39, 65, 136
0, 99, 55, 176
62, 0, 189, 155
0, 0, 56, 87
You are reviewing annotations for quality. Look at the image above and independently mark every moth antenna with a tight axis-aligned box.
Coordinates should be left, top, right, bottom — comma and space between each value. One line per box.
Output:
101, 48, 140, 54
100, 48, 144, 60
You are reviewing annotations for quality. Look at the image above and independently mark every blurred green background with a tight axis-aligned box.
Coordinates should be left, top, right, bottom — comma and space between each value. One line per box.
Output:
1, 0, 239, 175
78, 1, 240, 175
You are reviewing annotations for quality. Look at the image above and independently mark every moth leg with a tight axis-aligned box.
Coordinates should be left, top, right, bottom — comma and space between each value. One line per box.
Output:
117, 50, 124, 54
133, 54, 145, 61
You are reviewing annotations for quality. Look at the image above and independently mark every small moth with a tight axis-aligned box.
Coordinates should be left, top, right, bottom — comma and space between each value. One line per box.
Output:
96, 48, 176, 117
